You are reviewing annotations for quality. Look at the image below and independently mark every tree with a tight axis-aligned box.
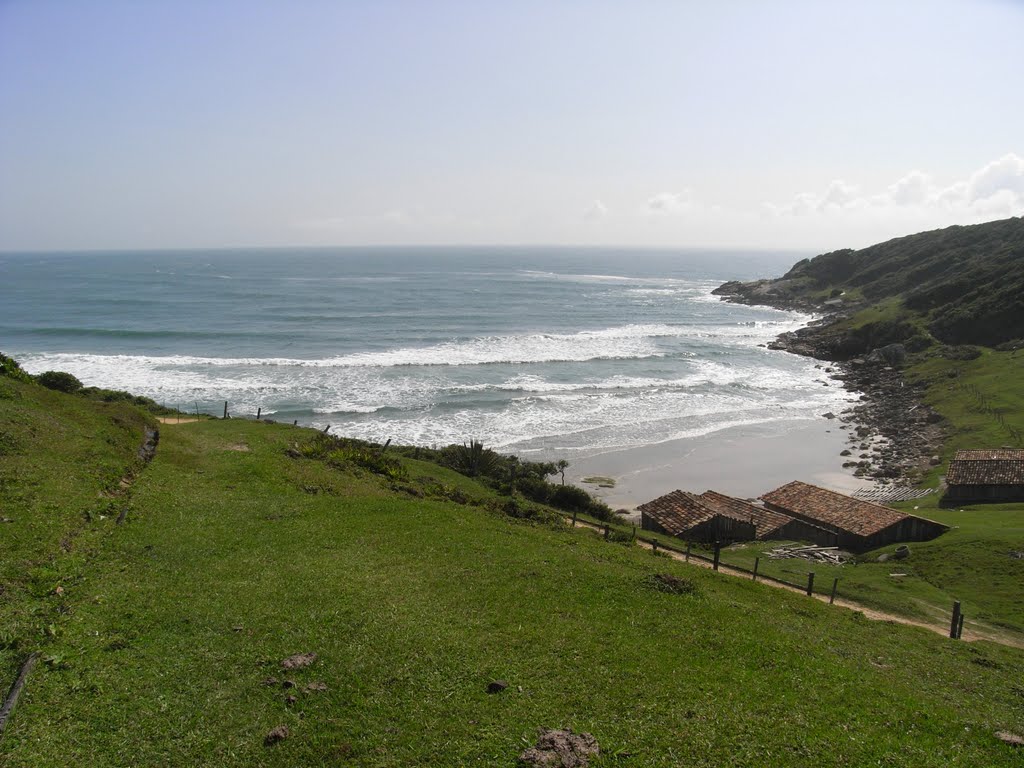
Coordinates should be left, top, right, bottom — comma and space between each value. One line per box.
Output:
555, 459, 569, 486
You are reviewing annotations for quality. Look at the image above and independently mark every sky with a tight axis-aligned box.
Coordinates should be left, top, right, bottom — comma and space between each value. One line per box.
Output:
1, 0, 1022, 252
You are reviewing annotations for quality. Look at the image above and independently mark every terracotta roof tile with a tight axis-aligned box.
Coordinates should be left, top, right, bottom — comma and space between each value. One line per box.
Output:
759, 481, 907, 537
947, 449, 1024, 485
697, 490, 793, 539
637, 490, 716, 536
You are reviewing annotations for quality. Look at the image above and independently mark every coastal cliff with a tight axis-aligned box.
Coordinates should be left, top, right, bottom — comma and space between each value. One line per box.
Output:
715, 216, 1024, 484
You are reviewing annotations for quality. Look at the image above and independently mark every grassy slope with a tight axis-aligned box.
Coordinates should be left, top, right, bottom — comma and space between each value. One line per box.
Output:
2, 415, 1023, 767
718, 234, 1024, 635
668, 347, 1024, 635
0, 375, 153, 685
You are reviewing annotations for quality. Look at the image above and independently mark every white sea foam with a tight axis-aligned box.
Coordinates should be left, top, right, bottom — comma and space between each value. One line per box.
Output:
9, 252, 838, 457
16, 318, 808, 375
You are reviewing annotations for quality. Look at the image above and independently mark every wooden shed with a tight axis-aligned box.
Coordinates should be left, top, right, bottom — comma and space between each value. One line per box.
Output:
760, 481, 948, 551
944, 449, 1024, 503
697, 490, 838, 547
638, 490, 756, 543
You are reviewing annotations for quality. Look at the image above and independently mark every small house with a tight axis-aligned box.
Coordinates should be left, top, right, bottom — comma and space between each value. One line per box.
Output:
697, 490, 838, 547
760, 481, 947, 551
944, 449, 1024, 503
638, 490, 756, 543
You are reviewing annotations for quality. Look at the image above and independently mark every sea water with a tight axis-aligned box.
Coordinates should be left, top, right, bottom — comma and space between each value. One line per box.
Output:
0, 247, 848, 461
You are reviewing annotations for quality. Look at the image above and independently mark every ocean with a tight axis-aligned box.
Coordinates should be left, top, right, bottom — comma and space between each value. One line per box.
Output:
0, 247, 848, 462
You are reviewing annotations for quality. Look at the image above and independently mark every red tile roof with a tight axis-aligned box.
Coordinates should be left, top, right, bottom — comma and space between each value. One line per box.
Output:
947, 449, 1024, 486
638, 490, 716, 536
697, 490, 793, 539
759, 481, 907, 537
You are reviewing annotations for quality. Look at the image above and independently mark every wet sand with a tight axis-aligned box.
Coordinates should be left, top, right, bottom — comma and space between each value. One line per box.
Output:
566, 418, 869, 510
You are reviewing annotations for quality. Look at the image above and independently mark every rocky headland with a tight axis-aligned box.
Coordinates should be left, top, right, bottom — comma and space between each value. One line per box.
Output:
713, 216, 1024, 484
713, 284, 944, 486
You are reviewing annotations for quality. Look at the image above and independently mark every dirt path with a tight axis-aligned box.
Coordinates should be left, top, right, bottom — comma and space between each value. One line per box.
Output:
157, 416, 204, 424
569, 519, 1024, 649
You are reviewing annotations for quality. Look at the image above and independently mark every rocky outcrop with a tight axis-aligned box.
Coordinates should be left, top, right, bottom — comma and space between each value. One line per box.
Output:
716, 284, 945, 485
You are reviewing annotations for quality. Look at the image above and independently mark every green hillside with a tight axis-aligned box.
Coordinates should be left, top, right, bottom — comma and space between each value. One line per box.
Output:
1, 368, 1023, 766
716, 216, 1024, 356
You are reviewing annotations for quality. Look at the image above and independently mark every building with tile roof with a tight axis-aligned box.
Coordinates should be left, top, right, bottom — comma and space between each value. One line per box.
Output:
697, 490, 838, 546
760, 481, 948, 551
638, 490, 756, 543
945, 449, 1024, 502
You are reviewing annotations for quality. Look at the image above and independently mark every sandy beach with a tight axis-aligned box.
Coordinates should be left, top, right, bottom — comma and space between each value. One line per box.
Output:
566, 416, 869, 511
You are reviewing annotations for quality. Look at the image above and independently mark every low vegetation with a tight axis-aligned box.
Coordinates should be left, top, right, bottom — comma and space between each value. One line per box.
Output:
779, 216, 1024, 348
1, 368, 1023, 766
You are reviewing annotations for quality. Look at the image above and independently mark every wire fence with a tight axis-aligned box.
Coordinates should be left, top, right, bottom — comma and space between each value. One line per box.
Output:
557, 510, 969, 640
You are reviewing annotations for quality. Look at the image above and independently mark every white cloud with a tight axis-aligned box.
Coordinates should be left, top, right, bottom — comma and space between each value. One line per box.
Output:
965, 153, 1024, 204
584, 199, 609, 220
819, 179, 859, 210
887, 170, 931, 206
766, 153, 1024, 221
645, 191, 694, 214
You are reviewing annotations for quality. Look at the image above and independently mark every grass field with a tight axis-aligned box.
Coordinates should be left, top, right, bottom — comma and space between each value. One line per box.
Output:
2, 379, 1024, 766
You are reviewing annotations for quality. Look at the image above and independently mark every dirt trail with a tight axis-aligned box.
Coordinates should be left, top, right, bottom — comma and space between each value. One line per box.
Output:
157, 416, 204, 424
569, 519, 1024, 650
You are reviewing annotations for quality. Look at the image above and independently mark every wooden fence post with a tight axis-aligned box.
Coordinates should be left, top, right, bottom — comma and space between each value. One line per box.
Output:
604, 524, 610, 541
652, 540, 658, 554
712, 541, 721, 571
949, 601, 961, 639
806, 572, 815, 596
293, 420, 297, 426
631, 525, 636, 541
752, 557, 759, 581
223, 401, 229, 419
829, 577, 839, 605
256, 407, 261, 420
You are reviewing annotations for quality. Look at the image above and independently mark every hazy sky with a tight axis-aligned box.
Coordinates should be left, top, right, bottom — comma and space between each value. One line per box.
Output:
1, 0, 1022, 252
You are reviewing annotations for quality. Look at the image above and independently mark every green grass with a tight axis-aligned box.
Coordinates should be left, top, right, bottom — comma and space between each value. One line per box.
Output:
0, 375, 154, 685
711, 345, 1024, 635
909, 348, 1024, 480
717, 498, 1024, 636
1, 392, 1023, 765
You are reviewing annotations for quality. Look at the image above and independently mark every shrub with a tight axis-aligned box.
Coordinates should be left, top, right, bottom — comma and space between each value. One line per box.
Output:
35, 370, 83, 393
440, 440, 501, 477
548, 485, 615, 521
487, 497, 562, 526
0, 353, 33, 383
549, 484, 593, 512
295, 433, 408, 481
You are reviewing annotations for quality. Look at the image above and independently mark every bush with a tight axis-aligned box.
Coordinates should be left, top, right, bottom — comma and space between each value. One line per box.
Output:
440, 440, 500, 477
0, 353, 33, 383
548, 484, 615, 521
295, 433, 408, 481
35, 370, 83, 393
549, 484, 593, 512
487, 497, 562, 526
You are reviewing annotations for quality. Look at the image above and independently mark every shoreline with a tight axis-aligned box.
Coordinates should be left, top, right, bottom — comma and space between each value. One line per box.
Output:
565, 416, 870, 511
